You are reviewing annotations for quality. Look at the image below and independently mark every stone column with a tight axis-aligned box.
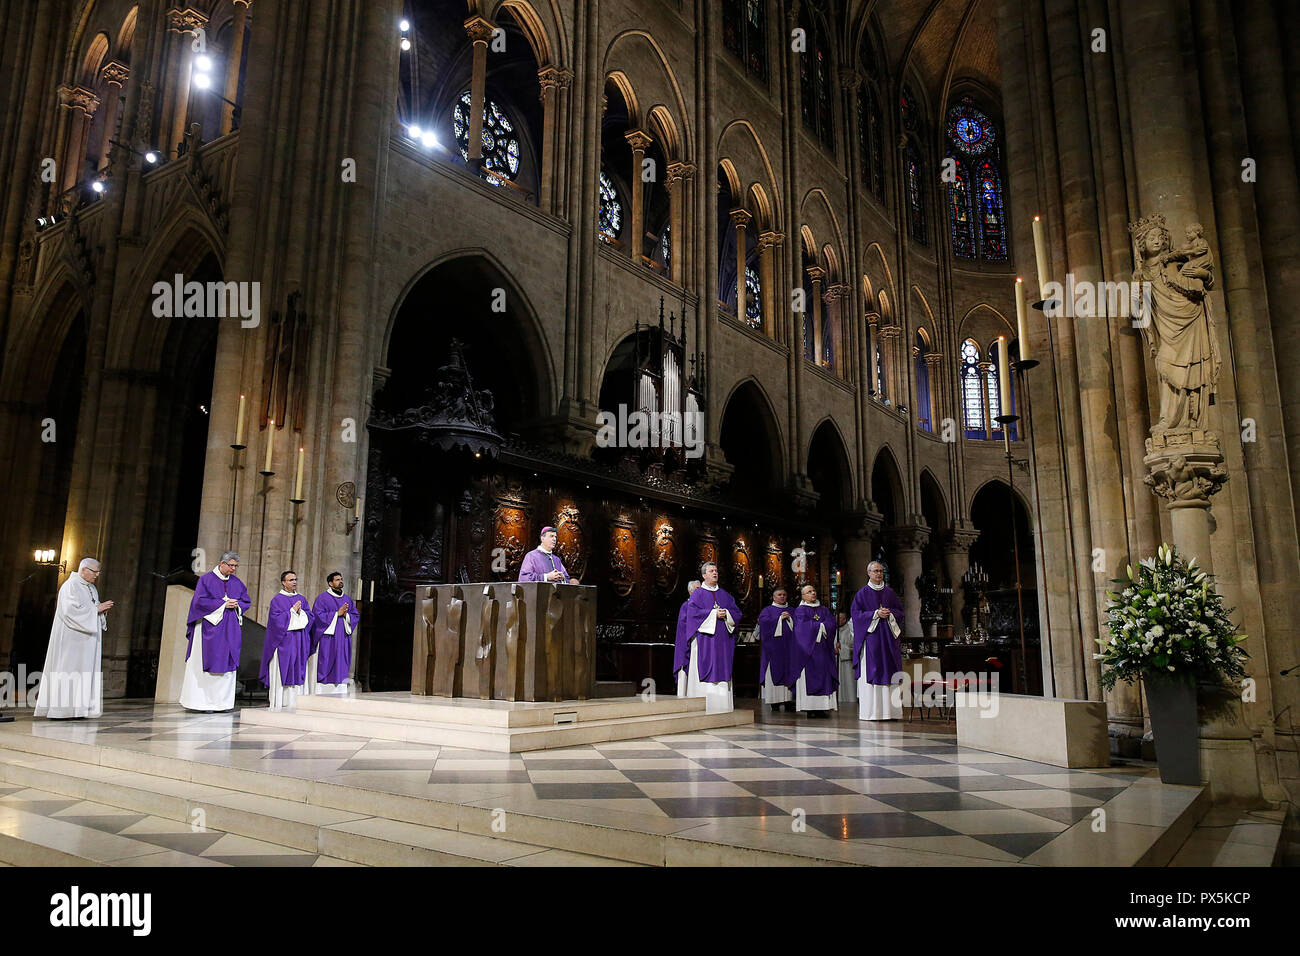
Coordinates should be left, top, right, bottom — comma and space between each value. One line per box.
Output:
944, 527, 979, 630
625, 129, 652, 261
806, 266, 825, 363
824, 284, 849, 377
167, 8, 206, 159
221, 0, 252, 135
93, 62, 130, 172
60, 86, 99, 193
730, 208, 751, 321
758, 230, 783, 338
923, 351, 943, 431
865, 312, 879, 396
666, 161, 695, 285
538, 66, 571, 215
879, 323, 901, 404
843, 508, 884, 597
463, 15, 495, 170
888, 525, 929, 638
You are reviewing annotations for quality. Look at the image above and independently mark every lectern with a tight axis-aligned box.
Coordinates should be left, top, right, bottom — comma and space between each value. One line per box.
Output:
412, 582, 596, 701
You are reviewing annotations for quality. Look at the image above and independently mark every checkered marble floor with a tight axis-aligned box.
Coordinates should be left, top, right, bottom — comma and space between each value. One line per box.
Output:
1, 700, 1161, 865
0, 784, 361, 866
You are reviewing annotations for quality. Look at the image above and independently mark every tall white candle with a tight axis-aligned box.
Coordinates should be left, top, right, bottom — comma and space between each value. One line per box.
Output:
235, 394, 246, 447
1015, 277, 1031, 362
1032, 216, 1050, 300
997, 337, 1012, 420
264, 420, 274, 472
356, 576, 362, 597
355, 494, 362, 520
294, 447, 304, 499
369, 580, 375, 602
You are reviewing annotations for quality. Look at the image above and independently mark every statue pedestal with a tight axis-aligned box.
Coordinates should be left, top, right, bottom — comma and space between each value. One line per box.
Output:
1143, 433, 1228, 572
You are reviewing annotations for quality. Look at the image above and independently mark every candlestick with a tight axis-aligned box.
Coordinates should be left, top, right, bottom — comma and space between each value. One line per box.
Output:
234, 394, 246, 448
369, 579, 375, 602
758, 574, 764, 590
997, 337, 1012, 419
294, 447, 304, 500
355, 494, 362, 520
356, 576, 362, 597
1015, 278, 1030, 363
263, 419, 274, 473
1032, 216, 1050, 301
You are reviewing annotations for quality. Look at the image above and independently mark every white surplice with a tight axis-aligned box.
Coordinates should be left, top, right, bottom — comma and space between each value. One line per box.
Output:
33, 574, 105, 719
836, 620, 857, 704
267, 593, 309, 711
858, 604, 902, 720
676, 584, 735, 713
794, 602, 837, 712
311, 590, 353, 696
179, 569, 240, 712
762, 607, 793, 705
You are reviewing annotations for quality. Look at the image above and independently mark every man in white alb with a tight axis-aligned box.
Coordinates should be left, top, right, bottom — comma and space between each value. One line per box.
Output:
34, 558, 112, 719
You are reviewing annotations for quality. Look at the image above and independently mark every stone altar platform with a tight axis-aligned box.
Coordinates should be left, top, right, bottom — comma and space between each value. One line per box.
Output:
239, 691, 753, 752
955, 692, 1109, 768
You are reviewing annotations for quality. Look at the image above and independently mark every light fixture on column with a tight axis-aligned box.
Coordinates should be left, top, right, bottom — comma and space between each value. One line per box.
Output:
91, 179, 106, 194
34, 549, 66, 573
400, 19, 411, 50
192, 53, 241, 119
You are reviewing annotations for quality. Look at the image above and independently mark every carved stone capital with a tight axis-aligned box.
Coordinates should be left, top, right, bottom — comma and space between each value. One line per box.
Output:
757, 230, 785, 251
837, 69, 861, 91
923, 351, 944, 368
887, 524, 930, 553
729, 207, 753, 230
824, 282, 850, 302
1143, 441, 1228, 505
464, 15, 495, 43
538, 66, 573, 97
805, 265, 826, 285
60, 85, 100, 115
666, 161, 696, 186
624, 129, 653, 152
844, 508, 884, 539
944, 529, 980, 553
168, 7, 208, 32
100, 60, 130, 86
878, 323, 902, 340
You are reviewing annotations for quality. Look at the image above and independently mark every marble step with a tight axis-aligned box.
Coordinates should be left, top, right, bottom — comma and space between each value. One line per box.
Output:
0, 750, 639, 867
293, 693, 707, 728
239, 700, 752, 752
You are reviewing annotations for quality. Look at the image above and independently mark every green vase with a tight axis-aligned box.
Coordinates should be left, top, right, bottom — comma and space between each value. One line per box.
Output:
1144, 676, 1201, 785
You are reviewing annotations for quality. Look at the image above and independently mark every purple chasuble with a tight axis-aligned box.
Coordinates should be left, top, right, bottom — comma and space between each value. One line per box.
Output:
850, 584, 904, 684
185, 570, 251, 674
312, 589, 359, 684
792, 603, 839, 696
260, 592, 304, 687
673, 585, 743, 683
518, 548, 569, 583
757, 604, 795, 687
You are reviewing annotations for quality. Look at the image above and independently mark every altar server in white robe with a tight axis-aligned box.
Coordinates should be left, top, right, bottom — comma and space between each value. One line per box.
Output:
34, 558, 112, 719
835, 611, 857, 705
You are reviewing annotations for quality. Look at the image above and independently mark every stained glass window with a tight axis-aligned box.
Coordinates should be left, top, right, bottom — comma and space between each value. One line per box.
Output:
915, 334, 932, 432
986, 349, 1002, 423
723, 0, 767, 80
660, 225, 671, 273
598, 170, 622, 242
900, 85, 919, 133
799, 9, 834, 150
875, 339, 888, 401
946, 99, 1008, 262
743, 266, 761, 327
906, 143, 926, 245
858, 85, 884, 203
821, 308, 834, 367
453, 92, 520, 186
961, 339, 984, 433
977, 161, 1006, 260
949, 158, 975, 258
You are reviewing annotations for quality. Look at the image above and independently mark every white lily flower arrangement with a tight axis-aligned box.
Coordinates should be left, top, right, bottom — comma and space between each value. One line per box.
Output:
1096, 543, 1247, 691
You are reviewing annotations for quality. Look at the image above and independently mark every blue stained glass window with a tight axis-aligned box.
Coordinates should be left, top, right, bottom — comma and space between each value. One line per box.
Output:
961, 339, 984, 435
453, 92, 520, 186
744, 266, 761, 327
799, 9, 834, 150
977, 161, 1006, 260
723, 0, 766, 80
906, 143, 926, 245
598, 170, 622, 241
859, 85, 884, 203
949, 158, 975, 258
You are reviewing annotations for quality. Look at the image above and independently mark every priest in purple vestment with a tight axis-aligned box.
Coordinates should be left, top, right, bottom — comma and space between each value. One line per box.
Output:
517, 527, 580, 584
260, 571, 310, 711
757, 588, 795, 711
311, 572, 359, 694
792, 585, 838, 717
850, 560, 905, 720
180, 551, 251, 712
674, 562, 742, 713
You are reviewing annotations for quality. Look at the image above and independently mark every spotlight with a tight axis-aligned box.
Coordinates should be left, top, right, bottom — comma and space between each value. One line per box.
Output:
409, 124, 422, 140
35, 216, 48, 228
194, 72, 211, 90
91, 180, 105, 194
421, 130, 436, 148
144, 150, 158, 164
400, 19, 410, 31
400, 37, 411, 51
196, 54, 213, 73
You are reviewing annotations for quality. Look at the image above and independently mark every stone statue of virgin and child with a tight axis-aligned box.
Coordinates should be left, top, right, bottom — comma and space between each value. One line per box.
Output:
1128, 214, 1221, 436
